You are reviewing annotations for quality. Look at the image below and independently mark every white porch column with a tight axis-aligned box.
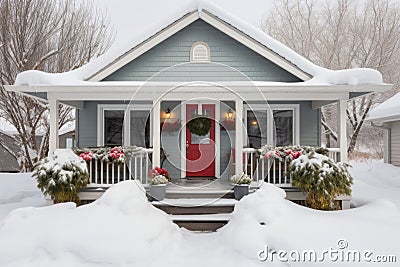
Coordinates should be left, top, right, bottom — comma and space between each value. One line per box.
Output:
48, 99, 59, 155
337, 100, 348, 162
152, 100, 161, 168
235, 100, 244, 174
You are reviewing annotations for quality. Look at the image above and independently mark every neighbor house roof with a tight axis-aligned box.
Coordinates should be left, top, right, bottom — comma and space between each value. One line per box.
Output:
13, 0, 384, 87
368, 93, 400, 122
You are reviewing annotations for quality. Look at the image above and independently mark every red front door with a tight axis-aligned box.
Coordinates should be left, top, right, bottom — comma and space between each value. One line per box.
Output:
186, 104, 215, 177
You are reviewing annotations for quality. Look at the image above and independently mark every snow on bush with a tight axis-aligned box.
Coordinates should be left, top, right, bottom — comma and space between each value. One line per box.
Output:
289, 152, 352, 210
32, 149, 89, 204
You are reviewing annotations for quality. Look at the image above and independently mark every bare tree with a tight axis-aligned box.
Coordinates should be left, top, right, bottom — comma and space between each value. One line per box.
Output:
264, 0, 400, 153
0, 0, 113, 171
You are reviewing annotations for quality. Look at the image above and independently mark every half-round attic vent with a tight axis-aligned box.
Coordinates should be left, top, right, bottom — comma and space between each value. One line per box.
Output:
190, 42, 210, 63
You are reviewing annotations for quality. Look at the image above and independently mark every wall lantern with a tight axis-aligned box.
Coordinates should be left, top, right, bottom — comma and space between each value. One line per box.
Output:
227, 109, 234, 120
165, 107, 171, 119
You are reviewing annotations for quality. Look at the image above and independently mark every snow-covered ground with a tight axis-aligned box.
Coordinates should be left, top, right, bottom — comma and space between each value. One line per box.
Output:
0, 161, 399, 266
0, 173, 45, 220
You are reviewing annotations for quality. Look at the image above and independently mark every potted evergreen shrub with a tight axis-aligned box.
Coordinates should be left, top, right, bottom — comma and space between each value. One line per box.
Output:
230, 172, 252, 200
148, 167, 169, 201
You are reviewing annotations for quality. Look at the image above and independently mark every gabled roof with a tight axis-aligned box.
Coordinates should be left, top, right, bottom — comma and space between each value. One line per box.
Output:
368, 93, 400, 122
14, 0, 384, 87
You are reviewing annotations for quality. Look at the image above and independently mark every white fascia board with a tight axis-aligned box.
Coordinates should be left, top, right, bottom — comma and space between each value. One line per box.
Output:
367, 115, 400, 123
47, 91, 350, 102
7, 83, 392, 94
87, 11, 200, 82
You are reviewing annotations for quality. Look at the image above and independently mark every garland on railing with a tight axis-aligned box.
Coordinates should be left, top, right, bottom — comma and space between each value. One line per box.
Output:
259, 145, 329, 162
74, 146, 147, 164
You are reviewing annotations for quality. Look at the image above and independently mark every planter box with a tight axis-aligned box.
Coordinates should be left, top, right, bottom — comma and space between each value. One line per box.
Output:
233, 184, 249, 200
149, 184, 167, 201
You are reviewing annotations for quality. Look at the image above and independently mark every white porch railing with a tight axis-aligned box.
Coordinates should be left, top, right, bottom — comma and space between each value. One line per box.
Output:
242, 147, 341, 187
87, 148, 153, 186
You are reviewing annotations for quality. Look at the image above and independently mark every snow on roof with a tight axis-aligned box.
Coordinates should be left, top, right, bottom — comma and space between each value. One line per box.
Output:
368, 92, 400, 122
14, 0, 383, 87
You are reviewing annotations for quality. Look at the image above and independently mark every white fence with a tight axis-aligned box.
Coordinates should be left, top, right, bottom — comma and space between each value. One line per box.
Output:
87, 149, 153, 186
242, 148, 341, 187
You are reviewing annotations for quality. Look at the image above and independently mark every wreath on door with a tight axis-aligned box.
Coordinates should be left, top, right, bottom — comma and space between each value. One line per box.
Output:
188, 116, 212, 136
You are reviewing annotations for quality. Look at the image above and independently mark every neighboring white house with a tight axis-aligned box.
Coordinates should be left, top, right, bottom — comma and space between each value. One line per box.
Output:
368, 93, 400, 166
5, 2, 391, 184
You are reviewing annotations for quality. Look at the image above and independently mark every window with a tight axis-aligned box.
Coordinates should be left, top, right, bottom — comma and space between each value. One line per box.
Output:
104, 110, 124, 146
273, 110, 293, 146
190, 42, 210, 62
245, 104, 299, 148
247, 110, 268, 148
98, 104, 151, 147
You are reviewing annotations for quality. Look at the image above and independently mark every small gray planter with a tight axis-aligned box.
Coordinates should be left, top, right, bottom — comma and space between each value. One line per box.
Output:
149, 184, 167, 201
234, 184, 249, 200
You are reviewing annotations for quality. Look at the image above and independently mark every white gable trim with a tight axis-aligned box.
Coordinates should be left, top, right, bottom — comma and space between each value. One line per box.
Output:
87, 9, 311, 82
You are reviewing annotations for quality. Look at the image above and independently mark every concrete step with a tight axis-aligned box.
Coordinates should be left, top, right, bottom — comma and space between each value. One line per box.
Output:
170, 213, 231, 232
152, 198, 237, 215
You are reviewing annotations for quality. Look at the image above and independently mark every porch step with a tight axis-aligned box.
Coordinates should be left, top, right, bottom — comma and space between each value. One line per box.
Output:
163, 188, 258, 199
170, 213, 231, 232
152, 198, 237, 215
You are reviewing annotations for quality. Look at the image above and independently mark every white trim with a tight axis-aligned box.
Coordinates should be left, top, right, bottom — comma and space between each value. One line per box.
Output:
190, 41, 211, 63
97, 104, 152, 147
244, 103, 300, 146
49, 99, 60, 154
215, 102, 221, 178
337, 100, 348, 162
235, 100, 244, 174
11, 84, 391, 94
152, 101, 161, 168
180, 102, 186, 178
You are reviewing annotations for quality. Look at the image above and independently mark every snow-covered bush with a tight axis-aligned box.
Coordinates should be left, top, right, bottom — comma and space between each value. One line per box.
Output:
230, 172, 252, 185
289, 152, 353, 210
32, 149, 89, 204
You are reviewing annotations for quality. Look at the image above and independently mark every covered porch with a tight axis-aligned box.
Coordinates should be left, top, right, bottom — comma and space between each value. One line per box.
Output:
41, 82, 360, 184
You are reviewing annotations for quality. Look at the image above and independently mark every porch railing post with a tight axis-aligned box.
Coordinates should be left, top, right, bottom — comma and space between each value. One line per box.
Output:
152, 100, 161, 168
337, 100, 348, 162
235, 100, 244, 175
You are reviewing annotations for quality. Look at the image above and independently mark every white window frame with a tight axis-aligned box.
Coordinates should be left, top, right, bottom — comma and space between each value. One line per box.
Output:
190, 41, 211, 63
97, 104, 152, 146
244, 104, 300, 146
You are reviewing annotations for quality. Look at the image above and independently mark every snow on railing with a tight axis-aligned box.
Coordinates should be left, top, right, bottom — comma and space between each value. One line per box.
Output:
87, 148, 153, 186
242, 147, 341, 187
326, 148, 341, 162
